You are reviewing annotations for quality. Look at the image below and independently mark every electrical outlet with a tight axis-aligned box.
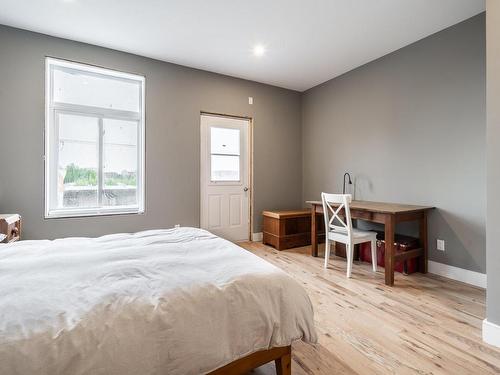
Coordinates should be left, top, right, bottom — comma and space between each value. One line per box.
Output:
437, 239, 445, 251
174, 224, 180, 228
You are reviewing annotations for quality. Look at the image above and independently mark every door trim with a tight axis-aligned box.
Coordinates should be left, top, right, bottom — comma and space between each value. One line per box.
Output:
200, 111, 253, 241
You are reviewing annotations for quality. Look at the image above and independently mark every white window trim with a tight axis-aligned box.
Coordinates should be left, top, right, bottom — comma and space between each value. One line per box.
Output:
44, 57, 145, 219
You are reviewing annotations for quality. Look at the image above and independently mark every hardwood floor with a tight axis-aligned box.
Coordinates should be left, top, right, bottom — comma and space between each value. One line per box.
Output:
239, 242, 500, 375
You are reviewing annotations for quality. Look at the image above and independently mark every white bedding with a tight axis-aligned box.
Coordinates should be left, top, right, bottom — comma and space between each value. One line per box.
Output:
0, 227, 317, 375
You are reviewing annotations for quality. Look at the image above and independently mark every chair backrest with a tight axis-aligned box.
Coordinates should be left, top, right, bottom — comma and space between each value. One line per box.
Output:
321, 193, 353, 237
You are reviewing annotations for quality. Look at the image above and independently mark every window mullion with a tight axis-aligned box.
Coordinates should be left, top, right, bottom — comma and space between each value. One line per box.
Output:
98, 117, 104, 208
52, 102, 140, 121
52, 110, 60, 210
210, 153, 241, 157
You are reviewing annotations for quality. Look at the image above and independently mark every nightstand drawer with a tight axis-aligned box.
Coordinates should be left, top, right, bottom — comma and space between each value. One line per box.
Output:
0, 214, 22, 243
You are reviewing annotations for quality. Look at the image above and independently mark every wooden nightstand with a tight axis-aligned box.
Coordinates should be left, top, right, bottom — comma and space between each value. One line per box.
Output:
0, 214, 22, 243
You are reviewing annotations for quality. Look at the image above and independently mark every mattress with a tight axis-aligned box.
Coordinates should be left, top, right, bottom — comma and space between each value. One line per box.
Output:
0, 227, 317, 375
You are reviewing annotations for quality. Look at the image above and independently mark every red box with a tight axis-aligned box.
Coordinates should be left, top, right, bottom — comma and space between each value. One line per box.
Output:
359, 232, 419, 274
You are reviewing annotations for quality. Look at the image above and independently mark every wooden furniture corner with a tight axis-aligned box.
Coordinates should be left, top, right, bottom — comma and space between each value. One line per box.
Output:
208, 345, 291, 375
0, 214, 22, 243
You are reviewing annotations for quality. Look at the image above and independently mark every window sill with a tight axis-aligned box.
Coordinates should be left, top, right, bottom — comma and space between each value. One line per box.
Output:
45, 207, 144, 219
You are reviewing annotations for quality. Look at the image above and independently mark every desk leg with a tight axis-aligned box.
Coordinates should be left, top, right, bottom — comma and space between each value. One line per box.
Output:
384, 214, 395, 286
311, 205, 318, 257
419, 212, 428, 273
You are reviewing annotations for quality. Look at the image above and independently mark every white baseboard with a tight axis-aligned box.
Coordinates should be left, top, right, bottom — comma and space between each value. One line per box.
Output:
483, 319, 500, 348
428, 260, 486, 288
252, 232, 263, 242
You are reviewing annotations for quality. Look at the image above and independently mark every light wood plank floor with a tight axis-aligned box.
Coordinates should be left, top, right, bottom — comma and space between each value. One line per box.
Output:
239, 242, 500, 375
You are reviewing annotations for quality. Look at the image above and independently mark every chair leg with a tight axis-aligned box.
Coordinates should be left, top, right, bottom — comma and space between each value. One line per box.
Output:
371, 240, 377, 272
346, 244, 353, 278
324, 238, 330, 268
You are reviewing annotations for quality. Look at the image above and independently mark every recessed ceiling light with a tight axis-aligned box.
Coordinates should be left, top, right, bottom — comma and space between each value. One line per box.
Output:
253, 44, 266, 57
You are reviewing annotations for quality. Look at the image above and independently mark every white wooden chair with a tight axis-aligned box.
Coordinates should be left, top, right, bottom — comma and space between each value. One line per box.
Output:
321, 192, 377, 278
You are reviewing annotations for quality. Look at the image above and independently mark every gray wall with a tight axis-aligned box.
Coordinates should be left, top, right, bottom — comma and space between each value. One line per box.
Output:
0, 14, 488, 276
486, 1, 500, 325
302, 14, 486, 273
0, 25, 302, 239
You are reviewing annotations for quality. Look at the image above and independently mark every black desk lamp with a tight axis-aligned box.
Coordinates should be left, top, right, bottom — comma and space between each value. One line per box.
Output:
343, 172, 352, 194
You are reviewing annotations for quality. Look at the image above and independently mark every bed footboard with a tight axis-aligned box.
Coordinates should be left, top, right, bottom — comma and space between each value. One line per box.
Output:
208, 345, 291, 375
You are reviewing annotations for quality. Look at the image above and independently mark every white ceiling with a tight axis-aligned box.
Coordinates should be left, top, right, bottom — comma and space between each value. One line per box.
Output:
0, 0, 485, 91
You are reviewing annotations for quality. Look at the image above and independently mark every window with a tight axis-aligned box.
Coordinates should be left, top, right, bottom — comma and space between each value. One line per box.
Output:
210, 127, 241, 181
45, 58, 145, 218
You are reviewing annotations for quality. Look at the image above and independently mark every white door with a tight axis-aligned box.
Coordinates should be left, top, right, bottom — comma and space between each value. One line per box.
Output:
200, 114, 250, 241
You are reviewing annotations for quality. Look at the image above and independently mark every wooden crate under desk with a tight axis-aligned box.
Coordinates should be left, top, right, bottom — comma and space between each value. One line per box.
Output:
263, 209, 323, 250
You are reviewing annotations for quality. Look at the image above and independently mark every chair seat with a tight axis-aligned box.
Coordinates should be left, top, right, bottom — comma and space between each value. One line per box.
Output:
327, 228, 377, 244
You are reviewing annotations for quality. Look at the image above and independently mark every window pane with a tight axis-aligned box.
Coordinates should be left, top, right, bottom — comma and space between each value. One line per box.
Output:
58, 113, 99, 208
211, 155, 240, 181
210, 127, 240, 155
53, 67, 141, 112
103, 119, 138, 207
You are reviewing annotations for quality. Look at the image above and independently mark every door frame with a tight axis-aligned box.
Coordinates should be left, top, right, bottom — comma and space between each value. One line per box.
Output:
200, 111, 254, 241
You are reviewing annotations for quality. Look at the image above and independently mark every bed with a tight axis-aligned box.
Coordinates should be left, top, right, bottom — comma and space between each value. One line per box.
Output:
0, 227, 317, 374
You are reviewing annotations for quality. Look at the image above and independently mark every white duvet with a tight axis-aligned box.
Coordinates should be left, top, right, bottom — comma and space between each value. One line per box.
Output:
0, 227, 316, 375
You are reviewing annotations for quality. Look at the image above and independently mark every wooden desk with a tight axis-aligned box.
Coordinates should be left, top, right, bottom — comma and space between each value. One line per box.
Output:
307, 200, 434, 286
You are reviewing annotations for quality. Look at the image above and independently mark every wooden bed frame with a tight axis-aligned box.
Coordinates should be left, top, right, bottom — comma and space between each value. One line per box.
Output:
208, 345, 291, 375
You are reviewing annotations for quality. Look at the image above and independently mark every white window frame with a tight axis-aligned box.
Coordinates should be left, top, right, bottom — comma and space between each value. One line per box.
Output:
44, 57, 145, 218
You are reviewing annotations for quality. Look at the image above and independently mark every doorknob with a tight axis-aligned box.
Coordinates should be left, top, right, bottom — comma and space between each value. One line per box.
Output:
243, 187, 249, 192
